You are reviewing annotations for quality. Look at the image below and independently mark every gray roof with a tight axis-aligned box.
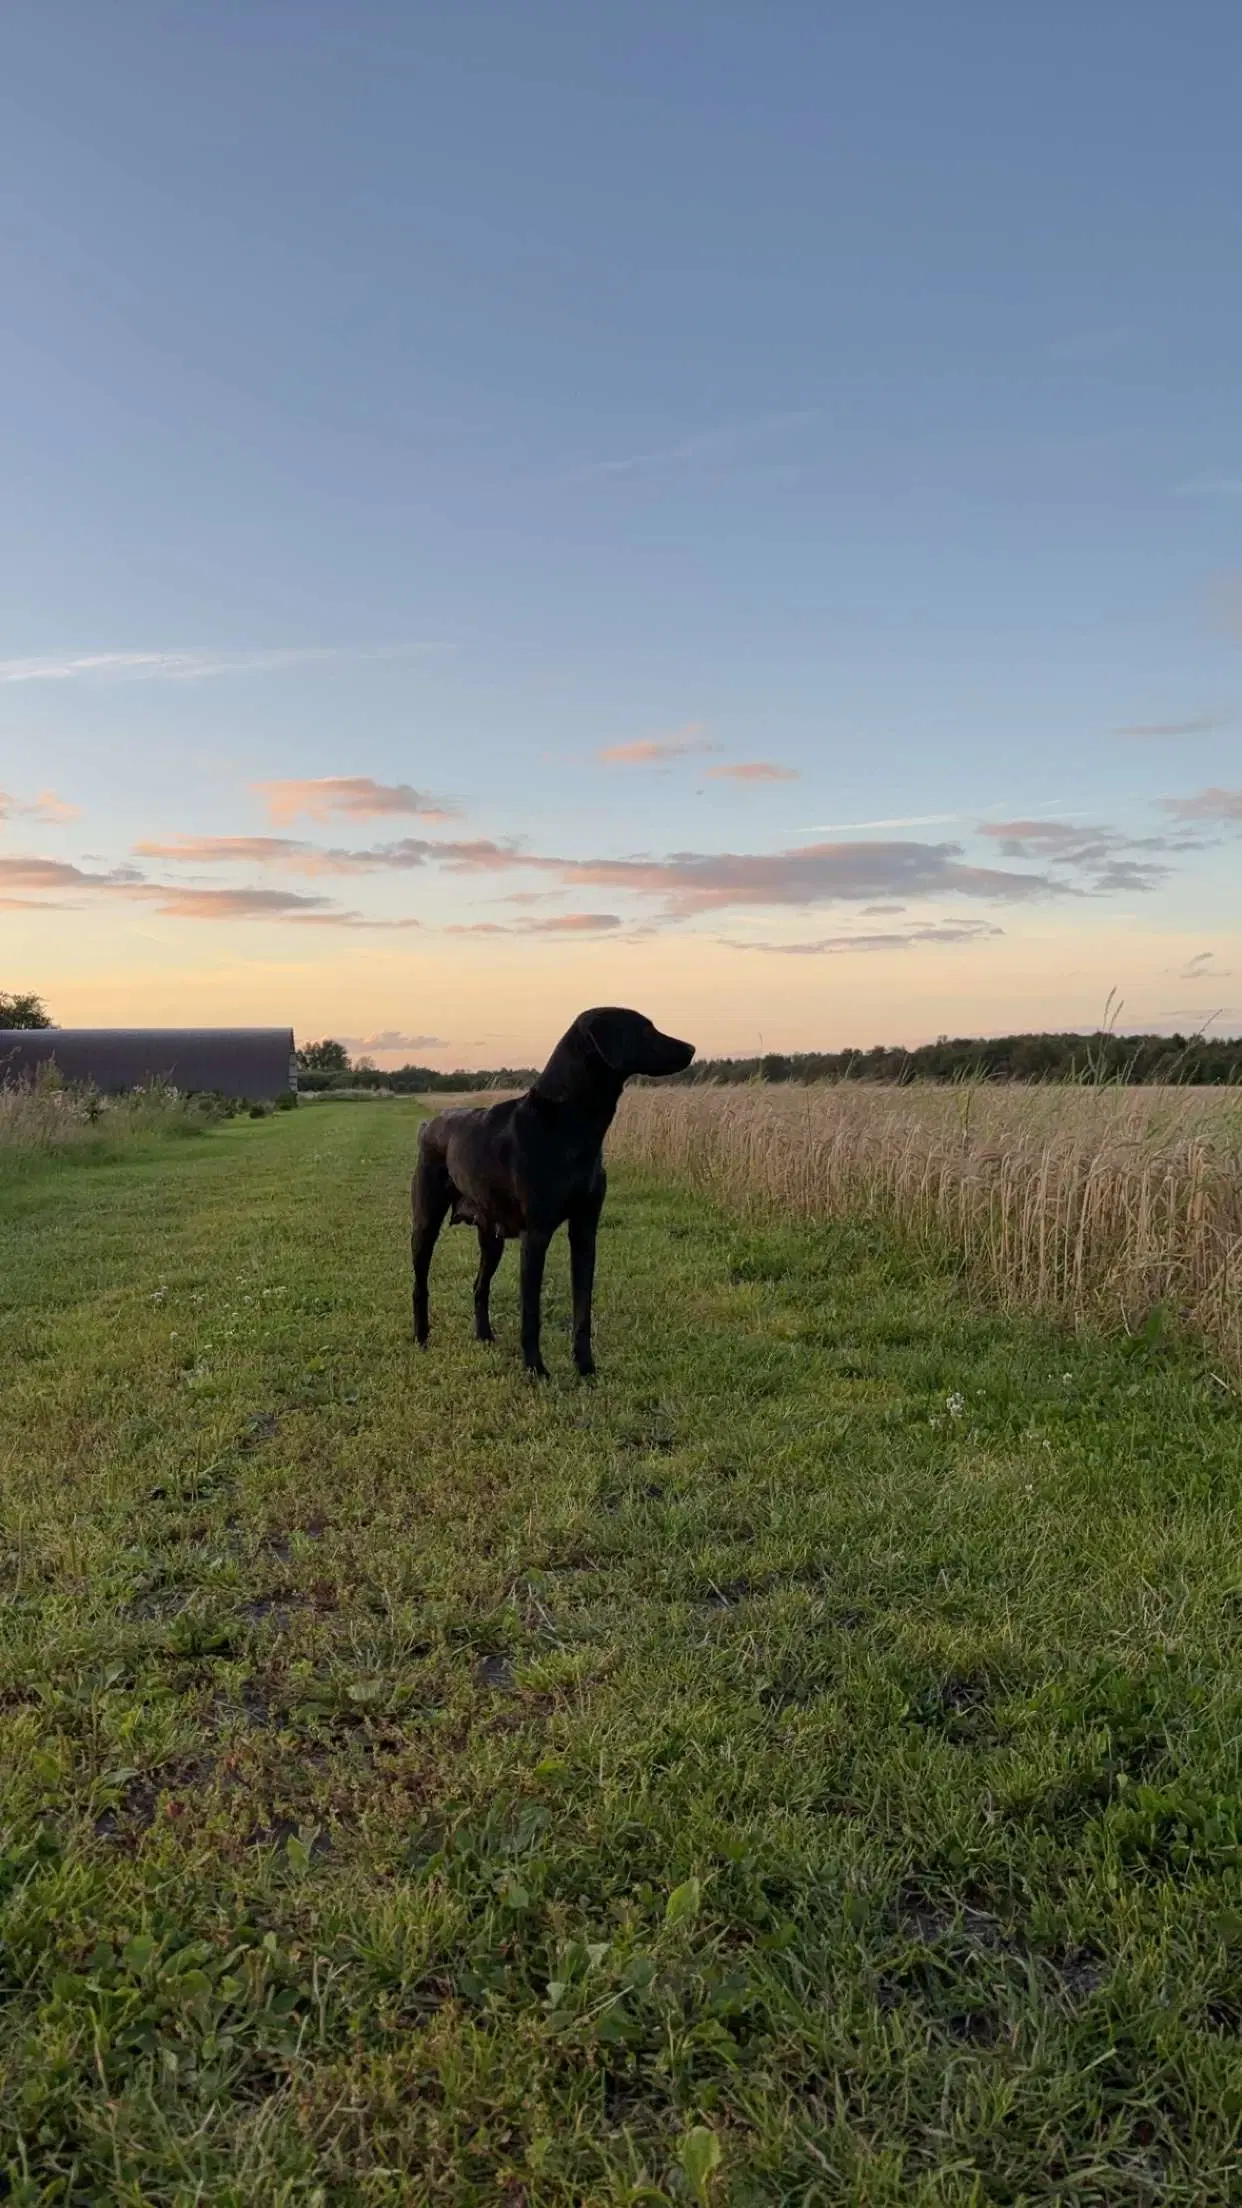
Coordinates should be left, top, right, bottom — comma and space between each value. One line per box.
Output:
0, 1027, 296, 1099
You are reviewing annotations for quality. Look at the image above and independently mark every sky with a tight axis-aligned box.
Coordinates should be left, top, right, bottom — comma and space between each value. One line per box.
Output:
2, 1, 1240, 1066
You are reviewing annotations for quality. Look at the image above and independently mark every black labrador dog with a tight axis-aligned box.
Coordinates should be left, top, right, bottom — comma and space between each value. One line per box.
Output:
411, 1006, 694, 1376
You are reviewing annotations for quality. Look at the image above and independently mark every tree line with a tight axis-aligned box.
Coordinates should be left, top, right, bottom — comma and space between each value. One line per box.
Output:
296, 1028, 1242, 1090
6, 1009, 1239, 1086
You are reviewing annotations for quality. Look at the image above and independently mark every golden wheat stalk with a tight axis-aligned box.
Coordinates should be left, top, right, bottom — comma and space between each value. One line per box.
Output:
611, 1083, 1242, 1376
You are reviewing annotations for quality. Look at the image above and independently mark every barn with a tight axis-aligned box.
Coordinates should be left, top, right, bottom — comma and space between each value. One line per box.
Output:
0, 1028, 297, 1101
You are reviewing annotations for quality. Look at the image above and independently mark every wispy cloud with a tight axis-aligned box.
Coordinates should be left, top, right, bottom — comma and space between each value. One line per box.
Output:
340, 1031, 445, 1052
810, 812, 959, 833
1178, 951, 1232, 981
725, 921, 1004, 956
0, 788, 81, 823
134, 835, 316, 864
976, 815, 1204, 893
141, 885, 342, 921
277, 910, 425, 930
0, 855, 141, 894
706, 761, 800, 783
507, 839, 1059, 915
518, 911, 621, 934
345, 837, 520, 871
133, 830, 512, 876
130, 826, 1067, 915
1178, 475, 1242, 497
29, 803, 1139, 936
143, 884, 423, 927
597, 725, 718, 767
254, 777, 460, 825
448, 912, 622, 937
0, 851, 423, 927
1160, 785, 1242, 823
170, 832, 524, 876
570, 408, 819, 481
1113, 715, 1227, 738
0, 645, 446, 685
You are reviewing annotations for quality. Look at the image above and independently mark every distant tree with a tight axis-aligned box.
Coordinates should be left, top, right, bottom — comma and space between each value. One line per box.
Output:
0, 990, 52, 1029
297, 1038, 350, 1072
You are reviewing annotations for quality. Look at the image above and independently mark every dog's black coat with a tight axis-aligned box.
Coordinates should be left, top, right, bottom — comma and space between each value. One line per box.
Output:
411, 1006, 694, 1375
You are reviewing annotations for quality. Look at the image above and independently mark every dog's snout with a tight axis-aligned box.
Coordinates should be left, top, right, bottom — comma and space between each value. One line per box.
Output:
653, 1030, 694, 1074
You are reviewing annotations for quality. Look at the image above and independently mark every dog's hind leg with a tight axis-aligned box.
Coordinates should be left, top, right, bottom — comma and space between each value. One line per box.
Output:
473, 1225, 505, 1343
411, 1158, 451, 1347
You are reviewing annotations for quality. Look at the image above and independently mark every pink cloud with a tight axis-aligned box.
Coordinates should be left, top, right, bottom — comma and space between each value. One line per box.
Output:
133, 832, 521, 878
444, 913, 620, 936
598, 724, 718, 766
0, 854, 138, 893
725, 921, 1003, 955
1113, 715, 1226, 738
706, 761, 800, 783
253, 776, 459, 824
1160, 785, 1242, 822
142, 885, 339, 920
0, 851, 422, 926
523, 911, 621, 932
525, 840, 1057, 914
134, 835, 314, 864
0, 788, 81, 824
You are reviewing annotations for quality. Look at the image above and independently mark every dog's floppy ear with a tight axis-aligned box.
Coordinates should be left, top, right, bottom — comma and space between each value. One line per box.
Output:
578, 1006, 645, 1073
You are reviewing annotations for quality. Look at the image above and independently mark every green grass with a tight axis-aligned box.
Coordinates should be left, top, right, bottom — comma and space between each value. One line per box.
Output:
2, 1103, 1241, 2206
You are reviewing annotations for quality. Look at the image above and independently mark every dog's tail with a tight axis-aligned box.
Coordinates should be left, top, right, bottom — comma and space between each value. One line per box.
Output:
416, 1114, 448, 1168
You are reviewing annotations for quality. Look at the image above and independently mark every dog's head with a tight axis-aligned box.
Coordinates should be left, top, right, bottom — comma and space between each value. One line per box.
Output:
576, 1007, 695, 1080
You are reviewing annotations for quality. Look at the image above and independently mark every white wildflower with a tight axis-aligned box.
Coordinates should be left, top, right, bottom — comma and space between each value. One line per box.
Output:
946, 1392, 966, 1419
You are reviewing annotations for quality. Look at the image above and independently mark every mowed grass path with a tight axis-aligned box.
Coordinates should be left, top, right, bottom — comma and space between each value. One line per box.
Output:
2, 1103, 1241, 2206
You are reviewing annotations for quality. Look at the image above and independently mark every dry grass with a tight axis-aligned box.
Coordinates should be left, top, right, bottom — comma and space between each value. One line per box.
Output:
613, 1081, 1242, 1375
0, 1072, 217, 1156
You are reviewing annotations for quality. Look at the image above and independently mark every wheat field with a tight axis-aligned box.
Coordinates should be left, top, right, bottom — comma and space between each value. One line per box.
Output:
612, 1081, 1242, 1376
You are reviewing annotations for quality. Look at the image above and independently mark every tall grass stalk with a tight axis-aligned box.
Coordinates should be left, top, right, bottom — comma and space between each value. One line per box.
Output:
0, 1073, 218, 1157
612, 1081, 1242, 1374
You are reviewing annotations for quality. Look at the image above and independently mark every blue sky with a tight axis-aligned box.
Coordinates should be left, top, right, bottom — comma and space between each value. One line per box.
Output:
2, 2, 1240, 1060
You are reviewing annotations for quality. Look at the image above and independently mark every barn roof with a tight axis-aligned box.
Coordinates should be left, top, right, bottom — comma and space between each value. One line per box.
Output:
0, 1027, 296, 1100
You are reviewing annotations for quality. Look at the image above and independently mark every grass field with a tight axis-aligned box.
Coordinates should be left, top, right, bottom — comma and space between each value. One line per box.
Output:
2, 1102, 1241, 2205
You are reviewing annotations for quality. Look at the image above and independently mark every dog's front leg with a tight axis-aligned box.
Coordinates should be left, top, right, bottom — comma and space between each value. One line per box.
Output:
568, 1187, 603, 1376
519, 1227, 551, 1377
